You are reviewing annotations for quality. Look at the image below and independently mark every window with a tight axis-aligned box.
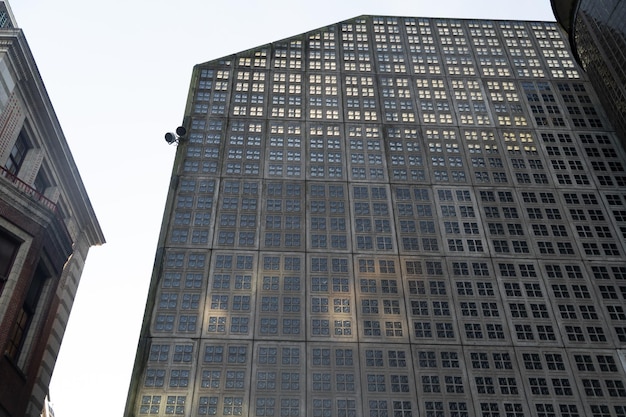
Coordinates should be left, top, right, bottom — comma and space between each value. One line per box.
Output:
0, 231, 20, 293
4, 132, 30, 176
5, 264, 48, 362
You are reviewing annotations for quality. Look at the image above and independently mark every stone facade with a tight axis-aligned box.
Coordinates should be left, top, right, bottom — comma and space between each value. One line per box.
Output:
0, 2, 104, 416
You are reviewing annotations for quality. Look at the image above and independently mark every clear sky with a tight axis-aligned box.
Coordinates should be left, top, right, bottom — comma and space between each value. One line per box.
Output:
9, 1, 554, 416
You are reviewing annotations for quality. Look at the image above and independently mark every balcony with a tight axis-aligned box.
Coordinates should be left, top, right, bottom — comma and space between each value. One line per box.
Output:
0, 165, 57, 212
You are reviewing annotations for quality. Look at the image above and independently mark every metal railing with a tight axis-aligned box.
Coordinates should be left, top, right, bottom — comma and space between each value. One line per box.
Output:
0, 166, 57, 212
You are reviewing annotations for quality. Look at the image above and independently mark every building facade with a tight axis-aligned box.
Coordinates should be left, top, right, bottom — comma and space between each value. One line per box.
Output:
125, 15, 626, 417
552, 0, 626, 148
0, 2, 104, 416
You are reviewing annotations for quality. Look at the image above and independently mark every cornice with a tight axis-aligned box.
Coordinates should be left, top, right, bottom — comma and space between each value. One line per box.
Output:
0, 29, 105, 246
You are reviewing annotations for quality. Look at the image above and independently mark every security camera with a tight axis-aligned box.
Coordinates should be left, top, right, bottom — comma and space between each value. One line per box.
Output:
165, 132, 178, 144
164, 126, 187, 145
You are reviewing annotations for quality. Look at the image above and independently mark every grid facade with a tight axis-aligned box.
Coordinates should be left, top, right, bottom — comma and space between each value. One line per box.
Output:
125, 16, 626, 417
571, 0, 626, 149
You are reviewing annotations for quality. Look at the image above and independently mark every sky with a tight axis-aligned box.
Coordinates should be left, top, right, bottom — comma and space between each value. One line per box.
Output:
9, 1, 555, 416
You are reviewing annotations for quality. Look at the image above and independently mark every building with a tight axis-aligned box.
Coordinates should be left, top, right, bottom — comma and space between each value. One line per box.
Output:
40, 396, 54, 417
552, 0, 626, 148
0, 2, 104, 416
125, 14, 626, 417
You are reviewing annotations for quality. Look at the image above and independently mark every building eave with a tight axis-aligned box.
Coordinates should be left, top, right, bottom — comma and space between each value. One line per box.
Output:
0, 29, 105, 246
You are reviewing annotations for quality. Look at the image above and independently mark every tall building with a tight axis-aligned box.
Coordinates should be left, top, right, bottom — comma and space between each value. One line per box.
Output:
0, 2, 104, 416
552, 0, 626, 147
125, 14, 626, 417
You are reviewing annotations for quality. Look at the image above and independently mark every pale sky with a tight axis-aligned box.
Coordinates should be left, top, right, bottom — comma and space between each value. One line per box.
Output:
9, 1, 555, 416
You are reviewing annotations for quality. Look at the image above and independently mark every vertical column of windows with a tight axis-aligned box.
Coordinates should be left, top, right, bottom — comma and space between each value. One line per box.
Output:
501, 130, 549, 185
443, 53, 476, 76
462, 129, 501, 181
529, 22, 580, 80
501, 22, 545, 78
381, 76, 416, 123
373, 16, 407, 75
344, 75, 378, 122
205, 253, 255, 338
141, 321, 200, 411
192, 67, 231, 117
464, 130, 509, 184
566, 350, 626, 414
153, 251, 207, 336
187, 74, 225, 175
555, 82, 606, 128
351, 185, 395, 252
435, 188, 484, 254
251, 343, 305, 417
434, 19, 472, 58
413, 345, 469, 417
413, 346, 471, 416
270, 72, 303, 119
171, 179, 216, 246
497, 261, 558, 343
601, 192, 626, 250
308, 40, 340, 120
261, 182, 304, 250
340, 19, 373, 73
521, 191, 576, 257
500, 22, 546, 79
214, 180, 260, 248
308, 345, 361, 417
307, 123, 345, 179
404, 18, 441, 77
517, 348, 582, 416
467, 21, 512, 78
393, 186, 440, 253
562, 191, 622, 258
361, 345, 417, 416
346, 125, 386, 180
231, 69, 266, 117
589, 264, 626, 344
415, 79, 454, 126
222, 121, 264, 177
436, 20, 476, 77
579, 133, 626, 188
143, 339, 195, 393
386, 126, 426, 182
272, 40, 303, 71
522, 81, 567, 128
270, 40, 302, 121
424, 128, 466, 183
184, 119, 223, 175
265, 122, 303, 178
308, 254, 355, 340
404, 259, 457, 343
355, 257, 407, 341
541, 133, 591, 186
479, 190, 530, 255
450, 259, 508, 344
194, 342, 252, 416
256, 253, 304, 339
307, 183, 350, 251
451, 79, 492, 127
308, 30, 338, 72
464, 348, 528, 417
540, 262, 613, 347
484, 80, 527, 127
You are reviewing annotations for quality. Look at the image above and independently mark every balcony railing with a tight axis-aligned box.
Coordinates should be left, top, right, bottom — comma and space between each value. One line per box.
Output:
0, 166, 57, 212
